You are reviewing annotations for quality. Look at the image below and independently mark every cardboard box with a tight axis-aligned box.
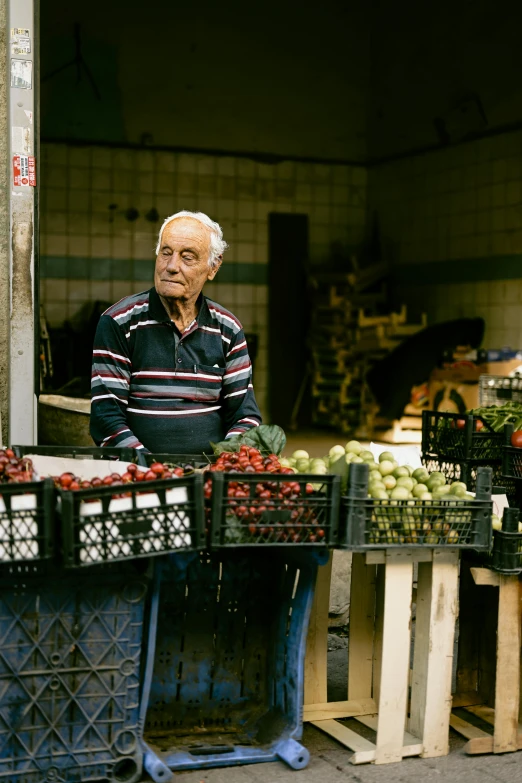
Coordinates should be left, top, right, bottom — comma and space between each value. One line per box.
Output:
429, 359, 522, 412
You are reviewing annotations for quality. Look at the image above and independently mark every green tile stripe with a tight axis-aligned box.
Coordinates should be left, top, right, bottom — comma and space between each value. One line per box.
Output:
392, 255, 522, 285
40, 257, 268, 284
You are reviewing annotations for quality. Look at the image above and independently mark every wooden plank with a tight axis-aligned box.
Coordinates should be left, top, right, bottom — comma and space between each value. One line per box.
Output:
466, 705, 496, 726
493, 574, 522, 752
304, 698, 377, 723
311, 719, 376, 762
356, 714, 422, 754
366, 549, 433, 565
304, 552, 332, 706
372, 564, 385, 705
463, 733, 522, 756
374, 552, 413, 764
471, 567, 501, 587
452, 692, 486, 708
410, 549, 459, 758
450, 713, 491, 741
348, 554, 376, 701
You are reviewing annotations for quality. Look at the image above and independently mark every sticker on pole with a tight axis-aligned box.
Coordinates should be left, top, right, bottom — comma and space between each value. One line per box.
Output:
13, 155, 36, 187
10, 28, 31, 55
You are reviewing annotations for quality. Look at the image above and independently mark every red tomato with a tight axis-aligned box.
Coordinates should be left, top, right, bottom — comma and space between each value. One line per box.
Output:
511, 431, 522, 448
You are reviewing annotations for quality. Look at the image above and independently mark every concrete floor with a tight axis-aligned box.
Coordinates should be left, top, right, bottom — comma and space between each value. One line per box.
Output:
158, 730, 522, 783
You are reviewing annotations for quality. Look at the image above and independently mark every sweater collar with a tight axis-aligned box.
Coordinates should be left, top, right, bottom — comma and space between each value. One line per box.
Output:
148, 286, 213, 328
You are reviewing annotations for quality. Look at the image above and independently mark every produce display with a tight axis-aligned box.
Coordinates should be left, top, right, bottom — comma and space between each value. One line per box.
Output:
53, 461, 185, 494
328, 439, 492, 547
0, 449, 35, 483
205, 445, 331, 544
467, 403, 522, 434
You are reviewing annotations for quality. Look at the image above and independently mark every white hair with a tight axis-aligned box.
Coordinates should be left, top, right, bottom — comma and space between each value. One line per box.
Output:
155, 210, 228, 269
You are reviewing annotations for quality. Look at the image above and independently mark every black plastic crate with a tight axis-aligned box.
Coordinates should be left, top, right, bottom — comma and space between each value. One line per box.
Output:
421, 456, 515, 498
0, 479, 55, 565
501, 422, 522, 482
13, 444, 136, 461
340, 463, 493, 550
479, 374, 522, 406
145, 453, 214, 469
422, 410, 504, 463
209, 472, 340, 547
59, 474, 206, 567
491, 530, 522, 573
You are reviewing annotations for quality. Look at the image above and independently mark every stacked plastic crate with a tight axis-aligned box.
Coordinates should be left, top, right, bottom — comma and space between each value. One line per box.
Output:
0, 445, 340, 778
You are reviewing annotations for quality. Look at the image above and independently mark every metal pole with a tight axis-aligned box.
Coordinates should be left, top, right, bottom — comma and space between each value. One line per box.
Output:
8, 0, 37, 444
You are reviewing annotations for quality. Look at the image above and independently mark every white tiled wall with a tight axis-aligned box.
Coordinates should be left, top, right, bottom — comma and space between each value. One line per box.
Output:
40, 143, 368, 419
370, 130, 522, 348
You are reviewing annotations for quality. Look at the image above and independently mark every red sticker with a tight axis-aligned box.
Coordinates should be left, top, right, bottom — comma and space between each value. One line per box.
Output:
13, 154, 36, 186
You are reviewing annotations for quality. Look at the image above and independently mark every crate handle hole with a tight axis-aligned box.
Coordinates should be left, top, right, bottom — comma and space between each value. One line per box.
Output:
113, 757, 138, 782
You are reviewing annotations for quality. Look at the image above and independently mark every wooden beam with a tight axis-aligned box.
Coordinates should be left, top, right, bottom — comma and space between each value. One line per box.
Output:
304, 552, 332, 706
366, 549, 433, 565
452, 692, 484, 708
356, 714, 422, 755
410, 549, 459, 758
374, 551, 413, 764
348, 553, 376, 701
450, 713, 491, 742
310, 719, 376, 763
304, 698, 377, 723
494, 575, 522, 752
471, 567, 501, 587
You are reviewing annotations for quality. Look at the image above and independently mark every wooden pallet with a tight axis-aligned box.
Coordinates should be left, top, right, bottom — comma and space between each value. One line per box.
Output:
450, 561, 522, 755
304, 548, 459, 764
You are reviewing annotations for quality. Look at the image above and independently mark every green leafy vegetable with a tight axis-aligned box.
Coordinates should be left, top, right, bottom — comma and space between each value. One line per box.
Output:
211, 424, 286, 456
329, 454, 350, 493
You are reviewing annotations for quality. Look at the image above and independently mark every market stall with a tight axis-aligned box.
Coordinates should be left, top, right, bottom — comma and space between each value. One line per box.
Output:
1, 385, 522, 778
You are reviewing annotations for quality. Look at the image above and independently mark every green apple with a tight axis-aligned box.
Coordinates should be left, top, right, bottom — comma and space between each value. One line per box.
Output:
396, 477, 414, 492
390, 486, 409, 500
412, 483, 428, 498
329, 445, 346, 461
345, 440, 362, 455
379, 460, 395, 477
412, 468, 430, 483
292, 450, 309, 460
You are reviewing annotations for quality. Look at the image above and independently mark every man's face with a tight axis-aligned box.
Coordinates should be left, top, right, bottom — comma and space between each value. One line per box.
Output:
155, 217, 221, 303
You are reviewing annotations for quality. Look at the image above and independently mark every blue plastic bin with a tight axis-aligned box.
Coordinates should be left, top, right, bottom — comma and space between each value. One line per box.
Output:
0, 562, 151, 783
140, 549, 325, 773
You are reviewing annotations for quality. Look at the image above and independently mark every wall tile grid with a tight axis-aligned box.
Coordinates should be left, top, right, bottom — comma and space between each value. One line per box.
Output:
39, 143, 368, 418
369, 130, 522, 349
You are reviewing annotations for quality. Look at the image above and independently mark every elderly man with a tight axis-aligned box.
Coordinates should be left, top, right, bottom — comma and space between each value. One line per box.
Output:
90, 210, 262, 453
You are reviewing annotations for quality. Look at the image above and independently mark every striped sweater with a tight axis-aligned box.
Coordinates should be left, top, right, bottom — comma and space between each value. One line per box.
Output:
90, 287, 262, 453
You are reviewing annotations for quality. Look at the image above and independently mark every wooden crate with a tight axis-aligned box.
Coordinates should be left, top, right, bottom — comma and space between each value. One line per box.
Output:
450, 559, 522, 755
304, 548, 459, 764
